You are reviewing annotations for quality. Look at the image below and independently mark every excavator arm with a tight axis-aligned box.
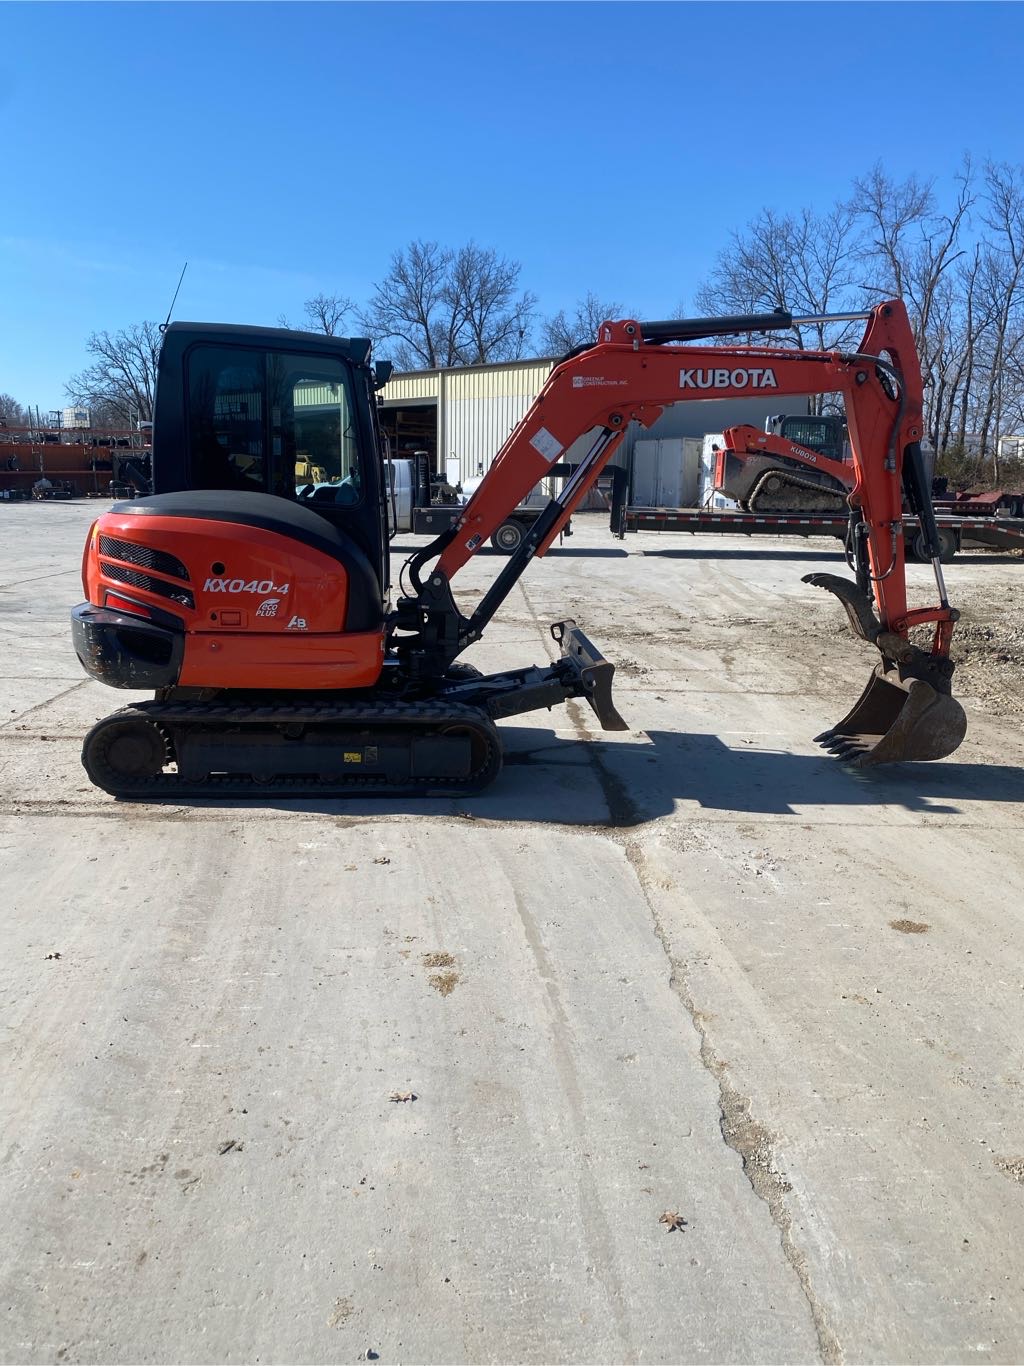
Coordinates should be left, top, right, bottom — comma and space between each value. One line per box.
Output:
391, 300, 965, 766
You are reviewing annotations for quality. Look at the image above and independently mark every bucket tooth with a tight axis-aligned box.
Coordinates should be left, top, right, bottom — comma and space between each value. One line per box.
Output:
816, 666, 967, 768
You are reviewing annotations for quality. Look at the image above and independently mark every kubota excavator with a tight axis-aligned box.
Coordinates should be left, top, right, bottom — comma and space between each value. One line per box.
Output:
71, 300, 967, 798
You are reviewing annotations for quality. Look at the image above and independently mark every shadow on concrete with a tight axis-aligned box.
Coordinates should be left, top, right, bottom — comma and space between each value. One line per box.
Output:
168, 727, 1022, 826
637, 546, 846, 562
953, 553, 1024, 565
641, 545, 1024, 566
388, 541, 627, 559
544, 546, 628, 558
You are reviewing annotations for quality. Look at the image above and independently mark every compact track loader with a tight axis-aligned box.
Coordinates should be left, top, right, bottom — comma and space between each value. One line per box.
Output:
715, 419, 853, 513
71, 301, 966, 797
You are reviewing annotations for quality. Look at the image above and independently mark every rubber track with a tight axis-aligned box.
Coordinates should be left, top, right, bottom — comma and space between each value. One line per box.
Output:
82, 697, 501, 799
745, 469, 849, 515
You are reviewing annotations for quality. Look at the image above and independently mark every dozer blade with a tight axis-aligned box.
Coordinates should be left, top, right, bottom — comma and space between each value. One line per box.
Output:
551, 619, 629, 731
814, 666, 967, 767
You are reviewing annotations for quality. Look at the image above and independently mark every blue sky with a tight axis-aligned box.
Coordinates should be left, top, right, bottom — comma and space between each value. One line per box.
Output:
2, 0, 1022, 411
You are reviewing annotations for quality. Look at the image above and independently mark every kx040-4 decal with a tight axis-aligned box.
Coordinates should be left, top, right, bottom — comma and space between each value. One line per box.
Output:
203, 578, 290, 594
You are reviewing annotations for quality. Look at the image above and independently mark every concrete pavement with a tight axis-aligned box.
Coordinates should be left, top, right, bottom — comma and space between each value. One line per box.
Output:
2, 502, 1023, 1363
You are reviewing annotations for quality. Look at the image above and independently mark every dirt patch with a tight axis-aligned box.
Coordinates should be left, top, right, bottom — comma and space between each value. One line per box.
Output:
328, 1296, 354, 1327
995, 1156, 1024, 1184
422, 951, 455, 969
808, 576, 1024, 718
947, 593, 1024, 715
890, 918, 930, 934
614, 654, 652, 679
428, 970, 459, 996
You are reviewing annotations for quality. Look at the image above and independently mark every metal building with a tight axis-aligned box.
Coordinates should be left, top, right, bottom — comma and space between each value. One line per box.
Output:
379, 355, 809, 500
379, 357, 556, 485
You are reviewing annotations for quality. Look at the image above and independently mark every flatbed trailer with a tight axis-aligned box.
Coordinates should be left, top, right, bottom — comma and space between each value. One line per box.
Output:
612, 503, 1024, 559
407, 462, 584, 552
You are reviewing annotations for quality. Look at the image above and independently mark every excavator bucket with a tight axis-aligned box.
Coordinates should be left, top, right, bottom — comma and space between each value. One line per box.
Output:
804, 573, 967, 768
813, 664, 967, 768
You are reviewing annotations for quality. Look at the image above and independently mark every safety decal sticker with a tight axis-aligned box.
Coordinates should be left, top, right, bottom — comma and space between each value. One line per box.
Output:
529, 426, 564, 462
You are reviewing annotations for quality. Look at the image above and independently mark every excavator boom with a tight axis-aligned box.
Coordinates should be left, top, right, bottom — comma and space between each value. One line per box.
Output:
393, 299, 965, 767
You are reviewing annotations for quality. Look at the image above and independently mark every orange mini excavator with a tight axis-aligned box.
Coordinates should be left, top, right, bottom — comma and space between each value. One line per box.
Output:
72, 301, 967, 797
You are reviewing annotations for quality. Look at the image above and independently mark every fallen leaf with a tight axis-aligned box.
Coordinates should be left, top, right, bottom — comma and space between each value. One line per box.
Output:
218, 1139, 243, 1155
389, 1091, 417, 1103
373, 857, 391, 865
659, 1210, 687, 1232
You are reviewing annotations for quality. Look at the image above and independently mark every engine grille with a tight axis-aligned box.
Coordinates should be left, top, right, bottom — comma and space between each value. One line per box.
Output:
98, 535, 190, 581
100, 560, 195, 609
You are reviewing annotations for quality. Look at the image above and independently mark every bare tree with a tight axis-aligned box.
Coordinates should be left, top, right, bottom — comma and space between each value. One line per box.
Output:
541, 292, 626, 353
974, 162, 1024, 470
852, 160, 974, 443
928, 253, 986, 454
694, 155, 1024, 473
447, 244, 536, 364
0, 394, 27, 426
850, 164, 936, 307
65, 322, 162, 426
359, 240, 535, 370
359, 241, 451, 369
694, 204, 861, 411
278, 292, 354, 336
695, 206, 860, 346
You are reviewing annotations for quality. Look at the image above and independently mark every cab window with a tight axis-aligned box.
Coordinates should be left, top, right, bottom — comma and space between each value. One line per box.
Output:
186, 345, 361, 502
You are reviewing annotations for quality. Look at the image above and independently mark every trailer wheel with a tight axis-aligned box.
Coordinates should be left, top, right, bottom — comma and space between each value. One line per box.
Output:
912, 527, 957, 563
490, 519, 525, 553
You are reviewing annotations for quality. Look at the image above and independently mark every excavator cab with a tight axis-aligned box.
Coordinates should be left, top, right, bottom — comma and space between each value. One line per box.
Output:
150, 323, 390, 581
765, 413, 847, 463
72, 324, 394, 705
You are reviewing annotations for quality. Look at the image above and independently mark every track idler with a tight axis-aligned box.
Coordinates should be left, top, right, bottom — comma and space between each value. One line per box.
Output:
803, 573, 967, 767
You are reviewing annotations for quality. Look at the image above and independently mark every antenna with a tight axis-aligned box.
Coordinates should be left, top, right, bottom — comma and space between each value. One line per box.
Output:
160, 262, 188, 333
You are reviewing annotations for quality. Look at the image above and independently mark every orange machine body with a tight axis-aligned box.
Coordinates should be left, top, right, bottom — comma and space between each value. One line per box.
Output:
81, 511, 385, 691
714, 423, 854, 494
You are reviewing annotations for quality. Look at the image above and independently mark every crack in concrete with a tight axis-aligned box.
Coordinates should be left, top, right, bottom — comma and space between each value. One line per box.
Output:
620, 836, 844, 1366
0, 678, 91, 731
516, 574, 842, 1360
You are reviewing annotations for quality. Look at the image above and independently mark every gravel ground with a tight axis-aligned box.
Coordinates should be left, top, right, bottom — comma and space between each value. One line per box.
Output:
948, 566, 1024, 714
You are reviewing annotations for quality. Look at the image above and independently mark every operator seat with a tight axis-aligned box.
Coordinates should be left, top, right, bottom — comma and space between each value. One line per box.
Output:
111, 489, 383, 631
